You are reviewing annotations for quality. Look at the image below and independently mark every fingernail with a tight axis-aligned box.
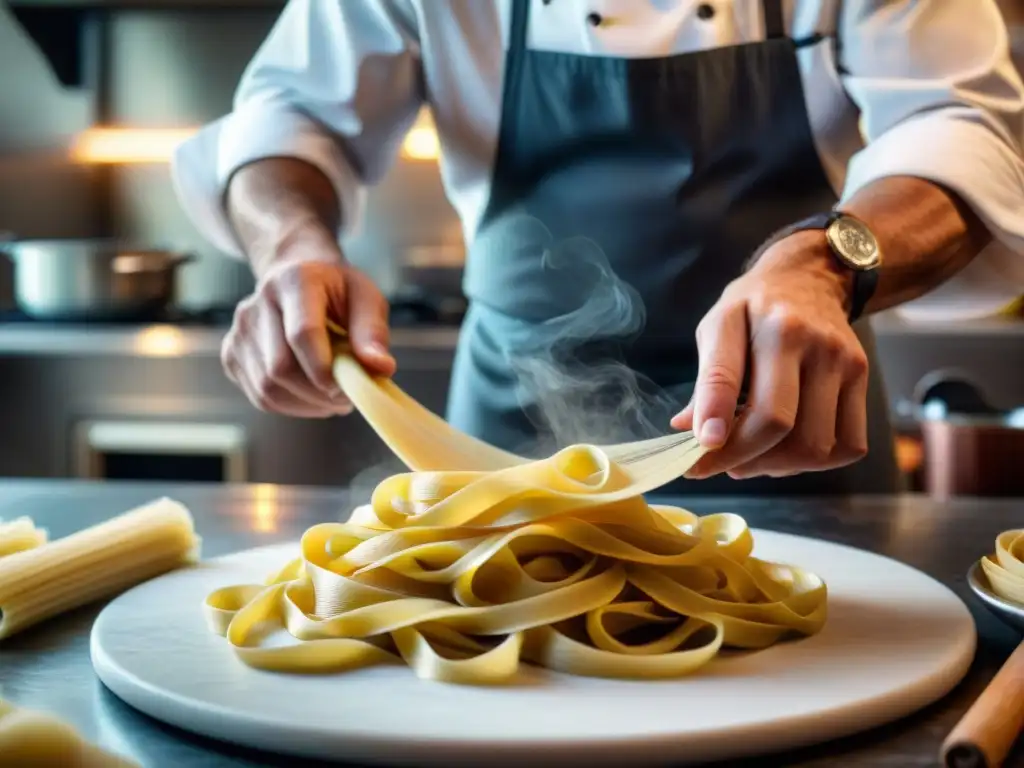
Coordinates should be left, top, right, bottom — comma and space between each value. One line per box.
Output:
700, 418, 728, 448
367, 341, 388, 358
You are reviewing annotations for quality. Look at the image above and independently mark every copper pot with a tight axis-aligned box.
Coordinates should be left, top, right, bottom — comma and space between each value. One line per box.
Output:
916, 371, 1024, 498
921, 416, 1024, 499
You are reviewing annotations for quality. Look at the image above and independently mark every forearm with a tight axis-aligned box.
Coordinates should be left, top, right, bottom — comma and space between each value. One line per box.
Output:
840, 176, 994, 314
226, 158, 343, 279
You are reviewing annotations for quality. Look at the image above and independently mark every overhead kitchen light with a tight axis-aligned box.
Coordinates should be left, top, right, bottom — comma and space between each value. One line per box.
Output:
71, 113, 439, 165
70, 127, 199, 164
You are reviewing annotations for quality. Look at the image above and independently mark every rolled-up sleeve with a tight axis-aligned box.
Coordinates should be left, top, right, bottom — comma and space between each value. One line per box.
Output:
837, 0, 1024, 318
171, 0, 423, 258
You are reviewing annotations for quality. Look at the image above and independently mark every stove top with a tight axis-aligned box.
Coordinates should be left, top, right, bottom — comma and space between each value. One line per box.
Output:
0, 306, 236, 327
0, 291, 467, 329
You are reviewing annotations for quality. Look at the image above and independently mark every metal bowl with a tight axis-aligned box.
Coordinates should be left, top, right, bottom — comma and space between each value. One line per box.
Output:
967, 560, 1024, 632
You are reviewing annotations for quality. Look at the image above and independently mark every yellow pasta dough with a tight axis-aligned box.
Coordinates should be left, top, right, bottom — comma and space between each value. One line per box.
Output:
0, 517, 47, 559
0, 698, 139, 768
980, 529, 1024, 606
0, 497, 200, 640
204, 340, 827, 684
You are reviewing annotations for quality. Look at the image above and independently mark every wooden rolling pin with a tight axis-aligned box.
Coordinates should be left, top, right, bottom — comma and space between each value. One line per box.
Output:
942, 640, 1024, 768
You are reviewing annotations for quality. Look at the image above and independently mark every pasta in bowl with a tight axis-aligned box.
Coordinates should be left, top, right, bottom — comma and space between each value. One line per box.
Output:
204, 444, 827, 685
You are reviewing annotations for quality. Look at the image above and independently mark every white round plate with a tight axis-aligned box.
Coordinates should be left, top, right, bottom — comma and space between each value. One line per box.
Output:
91, 532, 976, 766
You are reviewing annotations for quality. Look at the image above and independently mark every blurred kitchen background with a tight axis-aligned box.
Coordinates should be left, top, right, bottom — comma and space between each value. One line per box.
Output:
0, 0, 1022, 499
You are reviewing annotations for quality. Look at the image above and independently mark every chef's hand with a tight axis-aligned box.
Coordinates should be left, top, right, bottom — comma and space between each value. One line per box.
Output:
221, 230, 395, 418
671, 231, 869, 479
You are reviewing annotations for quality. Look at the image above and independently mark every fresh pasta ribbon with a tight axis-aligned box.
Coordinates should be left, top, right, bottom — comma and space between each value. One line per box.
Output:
980, 529, 1024, 605
0, 698, 140, 768
0, 517, 47, 559
205, 340, 826, 683
206, 444, 827, 684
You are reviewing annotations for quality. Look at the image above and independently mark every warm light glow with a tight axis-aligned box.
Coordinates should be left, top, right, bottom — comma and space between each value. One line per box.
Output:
252, 483, 280, 534
402, 126, 440, 160
401, 109, 440, 161
132, 325, 186, 358
70, 127, 198, 164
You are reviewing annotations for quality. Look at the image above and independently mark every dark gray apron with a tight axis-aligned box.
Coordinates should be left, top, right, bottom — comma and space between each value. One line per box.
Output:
448, 0, 901, 495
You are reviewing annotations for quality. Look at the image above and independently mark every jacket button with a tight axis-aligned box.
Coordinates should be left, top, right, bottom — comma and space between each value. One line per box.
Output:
697, 3, 715, 19
586, 11, 603, 26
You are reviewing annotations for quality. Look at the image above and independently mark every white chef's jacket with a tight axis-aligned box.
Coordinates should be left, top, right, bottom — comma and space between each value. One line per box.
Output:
172, 0, 1024, 318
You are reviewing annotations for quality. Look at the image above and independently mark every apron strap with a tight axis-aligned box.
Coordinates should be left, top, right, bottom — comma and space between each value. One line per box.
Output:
509, 0, 531, 54
761, 0, 786, 39
504, 1, 531, 100
498, 0, 531, 152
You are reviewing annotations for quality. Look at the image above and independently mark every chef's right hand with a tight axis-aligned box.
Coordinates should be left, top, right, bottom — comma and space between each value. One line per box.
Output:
221, 240, 395, 418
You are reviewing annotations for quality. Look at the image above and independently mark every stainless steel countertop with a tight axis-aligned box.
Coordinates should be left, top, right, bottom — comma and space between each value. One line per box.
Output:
0, 324, 462, 357
0, 312, 1020, 358
1, 480, 1022, 768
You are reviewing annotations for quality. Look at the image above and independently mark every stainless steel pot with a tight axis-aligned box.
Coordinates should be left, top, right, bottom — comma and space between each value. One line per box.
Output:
0, 237, 192, 320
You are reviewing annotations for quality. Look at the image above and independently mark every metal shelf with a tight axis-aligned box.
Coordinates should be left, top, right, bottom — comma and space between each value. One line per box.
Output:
9, 1, 283, 7
11, 0, 281, 86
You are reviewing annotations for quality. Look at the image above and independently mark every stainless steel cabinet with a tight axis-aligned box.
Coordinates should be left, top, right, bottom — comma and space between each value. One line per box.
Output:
0, 330, 457, 489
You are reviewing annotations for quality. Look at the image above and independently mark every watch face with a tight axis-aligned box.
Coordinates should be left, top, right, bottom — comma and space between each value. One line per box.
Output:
827, 216, 881, 270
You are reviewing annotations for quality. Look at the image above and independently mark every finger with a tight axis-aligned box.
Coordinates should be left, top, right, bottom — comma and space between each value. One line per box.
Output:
236, 340, 344, 418
730, 364, 842, 478
276, 281, 339, 396
220, 329, 242, 387
255, 301, 350, 411
671, 400, 694, 432
688, 321, 800, 477
345, 270, 396, 376
831, 369, 870, 467
673, 303, 747, 449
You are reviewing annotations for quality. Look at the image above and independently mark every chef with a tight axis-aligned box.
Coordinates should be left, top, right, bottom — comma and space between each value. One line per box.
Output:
173, 0, 1024, 495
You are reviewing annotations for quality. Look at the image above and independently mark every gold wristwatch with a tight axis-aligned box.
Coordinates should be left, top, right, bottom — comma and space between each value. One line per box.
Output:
752, 211, 882, 322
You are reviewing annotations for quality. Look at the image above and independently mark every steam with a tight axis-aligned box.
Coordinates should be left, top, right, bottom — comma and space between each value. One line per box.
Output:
343, 215, 683, 511
499, 216, 683, 454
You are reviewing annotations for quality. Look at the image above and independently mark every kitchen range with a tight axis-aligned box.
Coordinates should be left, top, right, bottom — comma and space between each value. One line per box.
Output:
0, 302, 1022, 492
0, 283, 463, 486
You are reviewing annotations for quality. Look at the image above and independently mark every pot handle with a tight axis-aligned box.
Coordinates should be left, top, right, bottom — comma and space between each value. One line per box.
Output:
111, 250, 195, 274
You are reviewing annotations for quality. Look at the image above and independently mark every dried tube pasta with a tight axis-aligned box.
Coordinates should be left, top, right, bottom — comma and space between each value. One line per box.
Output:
0, 497, 200, 640
0, 698, 140, 767
0, 517, 47, 558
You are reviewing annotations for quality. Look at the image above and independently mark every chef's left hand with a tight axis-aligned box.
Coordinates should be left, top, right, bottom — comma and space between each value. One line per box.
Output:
671, 231, 870, 479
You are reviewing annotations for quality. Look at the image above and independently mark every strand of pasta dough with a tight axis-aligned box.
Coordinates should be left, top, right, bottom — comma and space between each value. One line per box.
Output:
980, 529, 1024, 605
0, 497, 200, 640
204, 347, 827, 684
0, 698, 139, 768
0, 517, 47, 558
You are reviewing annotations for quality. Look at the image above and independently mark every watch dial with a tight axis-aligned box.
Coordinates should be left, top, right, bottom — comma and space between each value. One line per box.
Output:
832, 218, 880, 269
